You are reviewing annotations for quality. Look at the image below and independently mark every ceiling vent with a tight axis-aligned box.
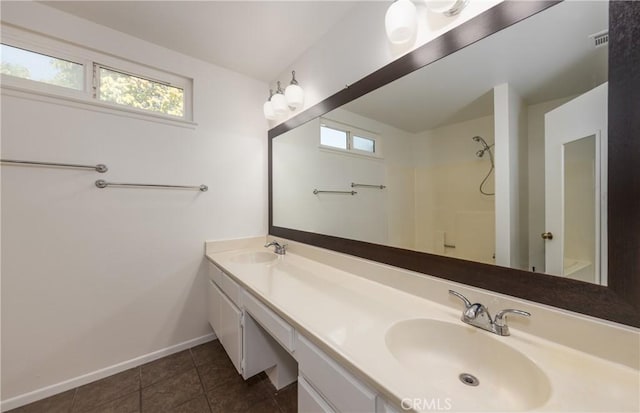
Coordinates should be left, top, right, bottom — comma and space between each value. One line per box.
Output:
590, 30, 609, 48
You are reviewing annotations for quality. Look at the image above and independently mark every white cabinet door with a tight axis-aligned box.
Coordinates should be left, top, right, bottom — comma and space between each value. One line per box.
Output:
217, 284, 243, 375
207, 280, 221, 333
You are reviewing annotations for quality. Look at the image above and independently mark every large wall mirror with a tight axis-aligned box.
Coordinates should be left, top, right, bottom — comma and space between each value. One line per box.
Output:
269, 1, 639, 327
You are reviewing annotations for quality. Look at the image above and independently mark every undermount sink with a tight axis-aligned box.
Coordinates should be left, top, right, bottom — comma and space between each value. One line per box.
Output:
385, 319, 551, 411
229, 251, 278, 264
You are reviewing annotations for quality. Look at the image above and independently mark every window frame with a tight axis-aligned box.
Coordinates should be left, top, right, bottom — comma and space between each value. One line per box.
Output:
0, 25, 194, 124
319, 118, 382, 158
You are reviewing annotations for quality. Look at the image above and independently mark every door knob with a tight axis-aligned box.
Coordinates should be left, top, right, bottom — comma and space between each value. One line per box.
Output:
541, 232, 553, 240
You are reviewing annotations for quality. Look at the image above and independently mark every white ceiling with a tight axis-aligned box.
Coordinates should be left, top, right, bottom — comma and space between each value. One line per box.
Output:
42, 1, 359, 82
342, 1, 609, 133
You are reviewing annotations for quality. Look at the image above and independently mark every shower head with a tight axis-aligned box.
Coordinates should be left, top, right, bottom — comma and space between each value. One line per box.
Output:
473, 135, 493, 152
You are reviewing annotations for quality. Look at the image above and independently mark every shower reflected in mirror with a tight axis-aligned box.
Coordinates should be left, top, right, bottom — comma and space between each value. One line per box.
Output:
472, 136, 495, 196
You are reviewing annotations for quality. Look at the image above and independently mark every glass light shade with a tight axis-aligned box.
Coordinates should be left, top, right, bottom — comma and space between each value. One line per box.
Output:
385, 0, 417, 45
271, 93, 288, 116
285, 83, 304, 110
263, 100, 276, 120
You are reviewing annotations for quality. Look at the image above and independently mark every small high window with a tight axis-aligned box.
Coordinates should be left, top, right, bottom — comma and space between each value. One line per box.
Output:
0, 44, 84, 90
97, 66, 185, 118
320, 125, 348, 150
1, 27, 193, 123
320, 119, 379, 156
352, 135, 375, 153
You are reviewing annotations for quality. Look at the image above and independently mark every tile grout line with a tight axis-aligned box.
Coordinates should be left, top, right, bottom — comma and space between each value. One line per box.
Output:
69, 387, 79, 413
140, 349, 197, 390
190, 346, 214, 413
74, 383, 141, 412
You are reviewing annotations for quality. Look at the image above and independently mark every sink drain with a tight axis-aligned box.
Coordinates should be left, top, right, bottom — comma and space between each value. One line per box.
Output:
459, 373, 479, 386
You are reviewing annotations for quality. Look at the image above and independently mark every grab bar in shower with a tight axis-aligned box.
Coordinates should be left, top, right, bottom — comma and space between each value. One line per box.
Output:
1, 159, 108, 173
351, 182, 386, 189
95, 180, 208, 192
313, 189, 357, 195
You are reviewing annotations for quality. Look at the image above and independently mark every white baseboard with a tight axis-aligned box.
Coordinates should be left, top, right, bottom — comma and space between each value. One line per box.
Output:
1, 333, 216, 412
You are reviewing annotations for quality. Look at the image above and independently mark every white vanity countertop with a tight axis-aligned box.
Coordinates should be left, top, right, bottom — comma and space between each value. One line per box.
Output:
205, 246, 639, 412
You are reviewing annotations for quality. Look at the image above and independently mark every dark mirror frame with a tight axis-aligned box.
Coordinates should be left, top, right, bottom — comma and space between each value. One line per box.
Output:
268, 1, 639, 327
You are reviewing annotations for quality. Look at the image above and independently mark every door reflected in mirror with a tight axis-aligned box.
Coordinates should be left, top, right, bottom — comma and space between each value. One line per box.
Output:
272, 1, 609, 285
564, 135, 599, 284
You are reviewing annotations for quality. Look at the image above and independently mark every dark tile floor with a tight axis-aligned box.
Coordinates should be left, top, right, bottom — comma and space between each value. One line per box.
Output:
9, 340, 297, 413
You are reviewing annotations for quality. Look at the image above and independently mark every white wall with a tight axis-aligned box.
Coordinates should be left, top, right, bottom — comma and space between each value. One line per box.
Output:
270, 0, 502, 125
326, 109, 416, 248
493, 83, 527, 269
273, 108, 414, 247
0, 2, 267, 407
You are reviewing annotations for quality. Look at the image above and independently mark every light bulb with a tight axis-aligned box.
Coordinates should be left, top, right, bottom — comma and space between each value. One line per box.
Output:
263, 101, 276, 120
285, 71, 304, 110
271, 81, 288, 116
263, 89, 277, 120
385, 0, 417, 45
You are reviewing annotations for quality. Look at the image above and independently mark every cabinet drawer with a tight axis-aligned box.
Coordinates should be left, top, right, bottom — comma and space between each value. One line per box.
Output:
298, 375, 336, 413
219, 271, 241, 307
296, 334, 376, 413
242, 290, 294, 352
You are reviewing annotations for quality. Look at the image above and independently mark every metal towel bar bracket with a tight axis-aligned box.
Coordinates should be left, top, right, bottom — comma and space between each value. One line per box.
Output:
313, 189, 357, 195
96, 180, 208, 192
1, 159, 108, 173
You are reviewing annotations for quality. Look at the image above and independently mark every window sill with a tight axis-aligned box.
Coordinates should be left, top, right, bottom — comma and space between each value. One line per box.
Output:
318, 145, 384, 160
1, 84, 198, 129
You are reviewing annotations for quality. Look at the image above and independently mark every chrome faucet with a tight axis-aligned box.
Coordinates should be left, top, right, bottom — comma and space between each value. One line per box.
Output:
449, 290, 530, 336
264, 240, 287, 255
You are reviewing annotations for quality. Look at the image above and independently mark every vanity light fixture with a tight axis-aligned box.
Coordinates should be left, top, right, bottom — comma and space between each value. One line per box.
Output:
263, 89, 276, 120
425, 0, 469, 17
271, 81, 289, 117
385, 0, 418, 45
284, 71, 304, 110
264, 71, 305, 120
